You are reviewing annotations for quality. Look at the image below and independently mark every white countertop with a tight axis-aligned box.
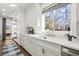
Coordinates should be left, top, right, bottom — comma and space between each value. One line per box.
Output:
22, 33, 79, 51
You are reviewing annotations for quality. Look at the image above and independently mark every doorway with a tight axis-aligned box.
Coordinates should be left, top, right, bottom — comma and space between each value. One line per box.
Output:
2, 18, 6, 40
2, 18, 12, 40
6, 18, 12, 40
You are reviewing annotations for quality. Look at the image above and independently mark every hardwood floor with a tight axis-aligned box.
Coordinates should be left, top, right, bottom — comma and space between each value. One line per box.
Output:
0, 40, 2, 56
0, 39, 31, 56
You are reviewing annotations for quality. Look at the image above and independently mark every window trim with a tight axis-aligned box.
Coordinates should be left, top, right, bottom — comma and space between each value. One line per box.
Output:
42, 3, 72, 35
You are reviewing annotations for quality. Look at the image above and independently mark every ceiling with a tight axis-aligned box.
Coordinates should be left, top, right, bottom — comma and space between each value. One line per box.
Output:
0, 3, 28, 18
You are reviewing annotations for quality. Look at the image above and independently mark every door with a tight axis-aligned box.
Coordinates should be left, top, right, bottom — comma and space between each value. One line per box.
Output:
2, 18, 6, 40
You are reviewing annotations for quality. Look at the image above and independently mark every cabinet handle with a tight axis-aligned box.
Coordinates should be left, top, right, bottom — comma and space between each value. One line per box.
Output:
42, 48, 45, 54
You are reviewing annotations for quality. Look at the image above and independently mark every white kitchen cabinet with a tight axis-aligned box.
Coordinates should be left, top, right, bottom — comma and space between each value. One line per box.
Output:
28, 37, 35, 55
21, 35, 24, 47
20, 7, 26, 34
34, 38, 61, 56
33, 38, 61, 56
21, 35, 35, 55
23, 35, 31, 52
21, 35, 61, 56
34, 44, 44, 56
25, 4, 41, 27
34, 38, 44, 56
26, 7, 30, 26
21, 35, 31, 54
42, 45, 61, 56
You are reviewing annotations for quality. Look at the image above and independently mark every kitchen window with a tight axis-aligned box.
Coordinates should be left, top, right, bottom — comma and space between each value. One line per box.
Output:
42, 4, 71, 32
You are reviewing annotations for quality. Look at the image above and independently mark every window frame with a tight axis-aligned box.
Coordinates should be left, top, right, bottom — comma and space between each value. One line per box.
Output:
42, 4, 72, 35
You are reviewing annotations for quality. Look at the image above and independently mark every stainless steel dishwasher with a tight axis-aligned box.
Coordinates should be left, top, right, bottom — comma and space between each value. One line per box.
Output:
61, 46, 79, 56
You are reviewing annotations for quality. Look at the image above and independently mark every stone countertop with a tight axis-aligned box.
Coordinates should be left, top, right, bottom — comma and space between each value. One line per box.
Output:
22, 33, 79, 51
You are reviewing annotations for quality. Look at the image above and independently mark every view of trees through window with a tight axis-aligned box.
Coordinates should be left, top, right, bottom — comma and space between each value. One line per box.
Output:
43, 4, 71, 31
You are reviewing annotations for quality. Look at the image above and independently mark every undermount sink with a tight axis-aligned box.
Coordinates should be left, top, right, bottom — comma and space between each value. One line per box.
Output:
39, 36, 49, 40
40, 36, 47, 39
33, 35, 47, 39
33, 34, 66, 40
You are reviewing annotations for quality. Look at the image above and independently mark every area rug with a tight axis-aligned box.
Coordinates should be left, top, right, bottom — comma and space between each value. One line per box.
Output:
2, 43, 24, 56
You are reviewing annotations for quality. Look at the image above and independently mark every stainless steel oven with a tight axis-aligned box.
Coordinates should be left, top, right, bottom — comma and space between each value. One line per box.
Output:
61, 46, 79, 56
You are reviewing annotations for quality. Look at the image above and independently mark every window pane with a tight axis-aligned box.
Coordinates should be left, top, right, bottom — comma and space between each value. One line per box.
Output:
45, 11, 53, 31
43, 4, 71, 32
54, 4, 71, 31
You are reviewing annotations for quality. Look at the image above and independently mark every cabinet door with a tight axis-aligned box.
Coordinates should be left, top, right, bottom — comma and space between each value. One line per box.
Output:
28, 4, 36, 27
43, 45, 61, 56
41, 41, 61, 56
21, 35, 24, 47
26, 7, 30, 26
34, 39, 61, 56
24, 36, 30, 52
34, 38, 44, 56
26, 4, 41, 27
31, 4, 37, 26
30, 5, 33, 26
31, 4, 41, 27
28, 37, 35, 55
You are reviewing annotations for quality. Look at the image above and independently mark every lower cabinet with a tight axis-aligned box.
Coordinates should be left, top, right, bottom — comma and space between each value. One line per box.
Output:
42, 45, 61, 56
34, 38, 44, 56
24, 36, 30, 51
21, 35, 30, 53
34, 38, 61, 56
21, 35, 61, 56
27, 37, 35, 55
21, 35, 24, 47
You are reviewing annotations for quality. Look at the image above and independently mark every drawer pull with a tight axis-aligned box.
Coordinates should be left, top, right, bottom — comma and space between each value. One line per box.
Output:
42, 48, 45, 54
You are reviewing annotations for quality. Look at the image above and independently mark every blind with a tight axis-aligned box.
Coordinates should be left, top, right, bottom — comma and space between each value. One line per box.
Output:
42, 3, 70, 14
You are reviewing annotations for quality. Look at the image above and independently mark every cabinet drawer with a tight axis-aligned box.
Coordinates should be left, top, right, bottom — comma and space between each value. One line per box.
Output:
44, 46, 61, 56
35, 39, 61, 52
34, 38, 61, 56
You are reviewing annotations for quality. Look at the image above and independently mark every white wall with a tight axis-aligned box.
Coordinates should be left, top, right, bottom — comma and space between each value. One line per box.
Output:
76, 3, 79, 39
0, 17, 2, 40
70, 4, 76, 36
70, 3, 79, 38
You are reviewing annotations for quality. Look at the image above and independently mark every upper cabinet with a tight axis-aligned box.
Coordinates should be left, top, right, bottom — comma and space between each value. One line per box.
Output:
25, 4, 41, 27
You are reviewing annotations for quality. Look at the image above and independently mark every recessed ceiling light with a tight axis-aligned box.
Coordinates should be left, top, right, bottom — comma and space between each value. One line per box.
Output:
2, 9, 6, 11
9, 4, 17, 7
3, 13, 5, 15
